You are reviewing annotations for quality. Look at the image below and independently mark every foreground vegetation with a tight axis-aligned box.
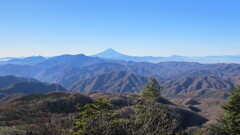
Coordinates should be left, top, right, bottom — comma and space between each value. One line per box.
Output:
0, 78, 239, 135
215, 85, 240, 134
71, 78, 180, 135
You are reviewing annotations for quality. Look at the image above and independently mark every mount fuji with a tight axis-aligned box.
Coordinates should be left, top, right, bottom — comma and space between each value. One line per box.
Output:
91, 48, 240, 63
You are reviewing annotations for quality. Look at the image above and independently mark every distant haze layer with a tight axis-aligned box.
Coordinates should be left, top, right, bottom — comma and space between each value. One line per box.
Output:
1, 48, 239, 63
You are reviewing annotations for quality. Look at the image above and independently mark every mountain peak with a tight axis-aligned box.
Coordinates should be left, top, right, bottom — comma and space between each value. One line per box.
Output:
105, 48, 115, 52
101, 48, 120, 54
92, 48, 128, 58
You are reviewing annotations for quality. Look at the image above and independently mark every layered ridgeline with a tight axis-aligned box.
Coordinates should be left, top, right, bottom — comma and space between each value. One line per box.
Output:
70, 74, 239, 99
1, 74, 237, 104
1, 56, 240, 86
1, 82, 65, 95
0, 50, 239, 134
0, 76, 66, 104
1, 49, 240, 81
1, 49, 240, 64
69, 71, 148, 93
92, 48, 240, 63
0, 49, 240, 99
0, 56, 46, 65
0, 75, 39, 89
161, 76, 239, 99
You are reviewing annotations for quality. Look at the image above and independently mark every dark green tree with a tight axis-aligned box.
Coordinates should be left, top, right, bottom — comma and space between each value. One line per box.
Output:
70, 98, 130, 135
141, 77, 163, 101
134, 77, 179, 135
71, 77, 180, 135
216, 85, 240, 135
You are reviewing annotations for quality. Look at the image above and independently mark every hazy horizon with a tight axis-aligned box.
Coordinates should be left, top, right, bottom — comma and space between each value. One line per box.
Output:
1, 48, 240, 59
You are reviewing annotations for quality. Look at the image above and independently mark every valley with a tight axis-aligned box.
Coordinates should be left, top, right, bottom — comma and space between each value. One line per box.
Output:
0, 49, 240, 134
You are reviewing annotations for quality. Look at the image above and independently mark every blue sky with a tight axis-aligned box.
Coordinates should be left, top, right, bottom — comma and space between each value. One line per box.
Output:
0, 0, 239, 57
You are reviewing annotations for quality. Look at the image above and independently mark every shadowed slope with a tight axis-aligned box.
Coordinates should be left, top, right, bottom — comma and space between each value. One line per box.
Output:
70, 71, 148, 93
0, 82, 66, 95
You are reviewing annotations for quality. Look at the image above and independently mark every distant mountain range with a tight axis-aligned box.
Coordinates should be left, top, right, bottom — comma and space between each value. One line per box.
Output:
0, 75, 39, 89
69, 71, 147, 93
69, 72, 239, 99
92, 48, 240, 63
0, 57, 21, 61
0, 76, 66, 103
1, 48, 240, 64
92, 48, 129, 58
0, 56, 46, 65
1, 49, 238, 134
1, 56, 240, 90
1, 82, 65, 95
161, 76, 240, 99
161, 76, 235, 94
0, 49, 240, 99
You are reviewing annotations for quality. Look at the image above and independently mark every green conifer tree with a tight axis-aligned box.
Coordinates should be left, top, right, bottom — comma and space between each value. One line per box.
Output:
217, 85, 240, 135
71, 77, 180, 135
